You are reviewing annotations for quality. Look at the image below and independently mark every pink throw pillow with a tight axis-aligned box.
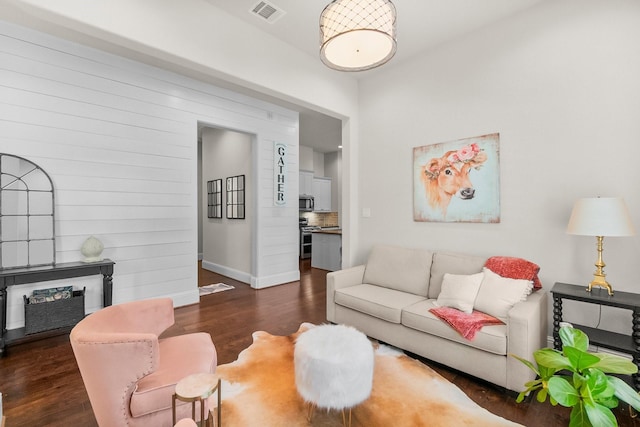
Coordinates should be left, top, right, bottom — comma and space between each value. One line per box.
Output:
484, 256, 542, 290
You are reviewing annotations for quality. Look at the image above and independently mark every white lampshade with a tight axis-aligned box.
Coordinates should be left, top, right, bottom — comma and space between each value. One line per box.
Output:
567, 197, 635, 237
320, 0, 397, 72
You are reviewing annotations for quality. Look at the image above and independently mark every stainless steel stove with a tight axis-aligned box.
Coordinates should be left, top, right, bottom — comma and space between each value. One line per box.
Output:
299, 218, 320, 259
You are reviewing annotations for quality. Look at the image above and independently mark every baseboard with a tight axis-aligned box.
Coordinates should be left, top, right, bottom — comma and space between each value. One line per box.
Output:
170, 289, 200, 307
201, 260, 251, 285
250, 269, 300, 289
201, 260, 301, 289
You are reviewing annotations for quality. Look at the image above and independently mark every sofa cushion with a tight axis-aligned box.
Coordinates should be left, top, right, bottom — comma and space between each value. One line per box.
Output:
434, 272, 484, 314
402, 299, 507, 355
335, 284, 427, 323
474, 267, 533, 321
363, 245, 433, 296
428, 252, 487, 299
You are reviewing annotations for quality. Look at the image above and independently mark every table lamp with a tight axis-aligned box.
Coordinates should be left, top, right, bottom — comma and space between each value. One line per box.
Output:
567, 197, 635, 295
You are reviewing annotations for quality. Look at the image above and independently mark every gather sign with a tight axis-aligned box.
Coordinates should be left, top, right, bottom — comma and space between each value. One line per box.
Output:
274, 142, 286, 206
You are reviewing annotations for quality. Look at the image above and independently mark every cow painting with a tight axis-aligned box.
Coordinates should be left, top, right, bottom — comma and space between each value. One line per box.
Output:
421, 144, 487, 216
413, 134, 500, 223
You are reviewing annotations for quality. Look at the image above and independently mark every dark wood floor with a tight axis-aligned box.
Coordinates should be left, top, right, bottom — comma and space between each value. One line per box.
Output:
1, 260, 639, 426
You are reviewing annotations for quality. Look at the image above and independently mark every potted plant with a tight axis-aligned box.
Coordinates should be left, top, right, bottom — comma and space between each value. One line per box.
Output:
511, 326, 640, 427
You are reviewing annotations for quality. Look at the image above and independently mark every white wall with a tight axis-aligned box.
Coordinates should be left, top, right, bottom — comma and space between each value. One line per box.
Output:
201, 128, 252, 281
299, 145, 314, 172
358, 0, 640, 335
0, 20, 299, 328
313, 151, 325, 177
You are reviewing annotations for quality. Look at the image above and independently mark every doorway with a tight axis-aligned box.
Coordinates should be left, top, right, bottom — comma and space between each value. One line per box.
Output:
198, 126, 254, 284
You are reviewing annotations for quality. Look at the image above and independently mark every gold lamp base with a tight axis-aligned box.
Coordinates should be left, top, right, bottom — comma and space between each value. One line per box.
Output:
585, 236, 614, 296
586, 275, 613, 296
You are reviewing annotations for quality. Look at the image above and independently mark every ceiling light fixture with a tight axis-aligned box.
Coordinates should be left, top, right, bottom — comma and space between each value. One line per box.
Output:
320, 0, 397, 72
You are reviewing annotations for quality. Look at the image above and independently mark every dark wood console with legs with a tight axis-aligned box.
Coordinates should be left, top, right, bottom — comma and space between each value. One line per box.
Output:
0, 259, 114, 356
551, 282, 640, 390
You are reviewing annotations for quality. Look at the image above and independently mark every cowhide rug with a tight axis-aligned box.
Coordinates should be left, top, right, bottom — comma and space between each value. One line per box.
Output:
214, 323, 522, 426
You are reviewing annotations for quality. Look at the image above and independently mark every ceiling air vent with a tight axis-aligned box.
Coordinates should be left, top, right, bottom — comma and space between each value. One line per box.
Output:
250, 1, 286, 24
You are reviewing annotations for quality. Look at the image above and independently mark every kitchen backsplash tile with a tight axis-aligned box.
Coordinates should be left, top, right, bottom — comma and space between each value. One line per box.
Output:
300, 211, 338, 227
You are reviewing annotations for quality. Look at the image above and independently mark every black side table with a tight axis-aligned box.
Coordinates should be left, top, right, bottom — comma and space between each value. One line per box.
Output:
551, 282, 640, 390
0, 259, 115, 356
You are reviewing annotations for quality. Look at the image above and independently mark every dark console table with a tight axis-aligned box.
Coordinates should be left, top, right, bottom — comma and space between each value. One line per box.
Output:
0, 259, 114, 356
551, 282, 640, 390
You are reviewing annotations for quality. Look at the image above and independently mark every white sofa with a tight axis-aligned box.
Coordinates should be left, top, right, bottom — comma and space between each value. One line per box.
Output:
326, 244, 547, 393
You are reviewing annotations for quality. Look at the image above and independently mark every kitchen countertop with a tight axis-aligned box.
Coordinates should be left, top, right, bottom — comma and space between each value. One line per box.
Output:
312, 228, 342, 235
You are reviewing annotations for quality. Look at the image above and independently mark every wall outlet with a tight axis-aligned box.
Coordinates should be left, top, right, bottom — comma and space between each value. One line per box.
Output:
362, 208, 371, 217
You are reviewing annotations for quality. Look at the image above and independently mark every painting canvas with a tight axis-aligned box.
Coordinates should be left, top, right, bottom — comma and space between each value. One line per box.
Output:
413, 133, 500, 223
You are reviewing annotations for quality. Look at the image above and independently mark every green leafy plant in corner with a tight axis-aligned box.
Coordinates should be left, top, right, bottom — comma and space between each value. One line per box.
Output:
510, 326, 640, 427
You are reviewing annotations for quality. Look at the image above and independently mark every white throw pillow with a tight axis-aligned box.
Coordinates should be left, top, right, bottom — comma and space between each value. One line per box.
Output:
474, 267, 534, 321
434, 272, 484, 314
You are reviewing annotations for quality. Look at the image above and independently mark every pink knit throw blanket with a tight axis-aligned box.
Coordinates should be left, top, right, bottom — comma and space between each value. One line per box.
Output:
429, 307, 504, 340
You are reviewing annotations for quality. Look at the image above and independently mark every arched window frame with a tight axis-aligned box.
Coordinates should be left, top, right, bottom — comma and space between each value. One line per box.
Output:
0, 153, 56, 269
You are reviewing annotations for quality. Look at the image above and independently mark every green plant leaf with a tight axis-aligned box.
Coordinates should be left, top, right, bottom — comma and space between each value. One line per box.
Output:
564, 346, 599, 372
535, 348, 573, 371
573, 371, 587, 391
608, 376, 640, 411
592, 353, 639, 375
597, 395, 619, 409
585, 369, 614, 401
537, 387, 549, 403
509, 353, 540, 376
524, 378, 543, 388
560, 327, 589, 352
549, 376, 580, 407
539, 364, 559, 380
569, 402, 592, 427
584, 401, 617, 427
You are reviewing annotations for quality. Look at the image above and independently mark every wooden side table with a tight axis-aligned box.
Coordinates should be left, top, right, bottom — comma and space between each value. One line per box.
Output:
172, 373, 221, 427
551, 282, 640, 390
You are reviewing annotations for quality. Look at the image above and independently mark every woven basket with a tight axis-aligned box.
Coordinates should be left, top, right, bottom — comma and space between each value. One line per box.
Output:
24, 287, 85, 334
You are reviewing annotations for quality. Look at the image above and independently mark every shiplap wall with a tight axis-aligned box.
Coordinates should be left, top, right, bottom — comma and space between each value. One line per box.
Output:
0, 21, 299, 328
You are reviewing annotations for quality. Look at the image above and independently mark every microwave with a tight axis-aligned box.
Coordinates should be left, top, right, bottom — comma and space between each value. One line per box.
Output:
299, 195, 314, 212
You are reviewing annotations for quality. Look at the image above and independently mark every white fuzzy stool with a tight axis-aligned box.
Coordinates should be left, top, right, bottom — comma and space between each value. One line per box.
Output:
294, 324, 374, 427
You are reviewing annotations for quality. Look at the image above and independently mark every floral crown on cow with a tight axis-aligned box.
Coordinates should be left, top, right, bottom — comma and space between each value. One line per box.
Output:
423, 143, 487, 180
446, 143, 484, 165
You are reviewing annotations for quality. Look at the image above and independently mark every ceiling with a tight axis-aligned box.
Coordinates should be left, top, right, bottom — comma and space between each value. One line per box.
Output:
205, 0, 543, 72
204, 0, 544, 153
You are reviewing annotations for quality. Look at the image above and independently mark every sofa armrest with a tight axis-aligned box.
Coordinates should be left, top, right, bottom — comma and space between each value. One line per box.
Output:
505, 290, 548, 392
326, 265, 366, 323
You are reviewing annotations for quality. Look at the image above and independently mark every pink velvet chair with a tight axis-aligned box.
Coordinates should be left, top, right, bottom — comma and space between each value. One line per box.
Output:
70, 298, 217, 427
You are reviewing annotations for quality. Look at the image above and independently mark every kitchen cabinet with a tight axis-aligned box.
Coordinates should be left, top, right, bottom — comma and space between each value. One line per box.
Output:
299, 170, 314, 196
312, 177, 332, 212
311, 231, 341, 271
